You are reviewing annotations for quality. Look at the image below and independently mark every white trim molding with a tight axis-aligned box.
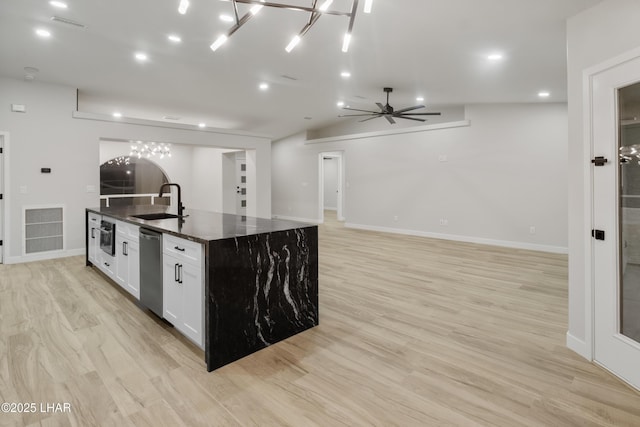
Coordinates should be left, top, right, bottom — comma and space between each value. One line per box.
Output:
304, 120, 471, 145
566, 332, 591, 360
344, 222, 568, 254
5, 248, 85, 265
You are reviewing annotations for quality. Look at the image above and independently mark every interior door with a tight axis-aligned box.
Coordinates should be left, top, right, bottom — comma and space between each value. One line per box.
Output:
236, 155, 247, 215
593, 56, 640, 390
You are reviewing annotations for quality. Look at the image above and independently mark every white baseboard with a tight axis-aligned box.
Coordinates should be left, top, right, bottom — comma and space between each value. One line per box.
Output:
271, 214, 321, 224
5, 248, 85, 264
343, 223, 568, 254
566, 331, 591, 360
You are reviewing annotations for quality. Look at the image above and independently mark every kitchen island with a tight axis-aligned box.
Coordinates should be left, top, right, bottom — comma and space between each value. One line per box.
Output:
85, 206, 318, 371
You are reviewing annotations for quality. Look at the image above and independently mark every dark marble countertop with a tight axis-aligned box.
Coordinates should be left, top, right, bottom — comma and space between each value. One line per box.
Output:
87, 206, 315, 244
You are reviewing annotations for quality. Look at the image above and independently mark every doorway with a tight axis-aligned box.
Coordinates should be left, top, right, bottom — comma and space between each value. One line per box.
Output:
236, 152, 247, 216
592, 54, 640, 390
318, 152, 344, 223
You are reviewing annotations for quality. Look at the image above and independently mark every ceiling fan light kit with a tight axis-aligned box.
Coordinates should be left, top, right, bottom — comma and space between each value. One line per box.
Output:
339, 87, 442, 124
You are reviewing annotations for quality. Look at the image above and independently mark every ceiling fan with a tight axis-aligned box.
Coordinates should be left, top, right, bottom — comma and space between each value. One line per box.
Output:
339, 87, 441, 124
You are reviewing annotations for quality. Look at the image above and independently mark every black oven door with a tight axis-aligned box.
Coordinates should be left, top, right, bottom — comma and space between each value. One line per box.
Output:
99, 220, 116, 256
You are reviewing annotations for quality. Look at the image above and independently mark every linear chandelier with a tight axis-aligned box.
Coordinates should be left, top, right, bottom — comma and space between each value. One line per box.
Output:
186, 0, 373, 53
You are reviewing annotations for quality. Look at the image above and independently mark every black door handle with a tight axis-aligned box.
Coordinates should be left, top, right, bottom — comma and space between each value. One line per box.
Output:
174, 263, 179, 282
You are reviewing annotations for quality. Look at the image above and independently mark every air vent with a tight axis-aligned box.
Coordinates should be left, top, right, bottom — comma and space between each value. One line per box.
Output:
24, 206, 64, 254
51, 16, 86, 28
280, 75, 298, 81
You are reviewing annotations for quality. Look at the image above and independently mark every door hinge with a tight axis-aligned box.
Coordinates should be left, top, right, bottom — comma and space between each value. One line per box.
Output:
0, 240, 3, 246
591, 156, 608, 166
592, 229, 605, 240
0, 147, 3, 153
0, 194, 3, 200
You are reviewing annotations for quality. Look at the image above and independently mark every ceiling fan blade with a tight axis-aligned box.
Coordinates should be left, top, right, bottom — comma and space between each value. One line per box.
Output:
401, 112, 442, 116
339, 113, 379, 117
359, 115, 383, 122
342, 107, 380, 113
376, 102, 385, 112
385, 115, 396, 124
396, 116, 426, 122
393, 105, 426, 114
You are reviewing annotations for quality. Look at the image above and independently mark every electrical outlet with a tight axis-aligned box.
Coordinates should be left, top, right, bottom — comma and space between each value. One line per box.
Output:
529, 226, 536, 235
440, 219, 448, 226
19, 185, 27, 194
86, 185, 96, 193
438, 154, 448, 162
393, 215, 398, 221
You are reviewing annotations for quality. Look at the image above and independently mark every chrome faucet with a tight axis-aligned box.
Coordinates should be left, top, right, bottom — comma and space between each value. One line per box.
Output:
159, 183, 186, 217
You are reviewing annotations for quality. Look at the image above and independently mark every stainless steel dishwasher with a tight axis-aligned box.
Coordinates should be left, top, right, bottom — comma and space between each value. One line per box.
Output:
140, 228, 163, 317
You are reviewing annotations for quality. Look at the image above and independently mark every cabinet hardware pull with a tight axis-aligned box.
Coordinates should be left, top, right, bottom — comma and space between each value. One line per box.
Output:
178, 264, 183, 284
123, 241, 128, 256
175, 246, 185, 252
175, 263, 179, 282
91, 228, 95, 239
104, 262, 110, 267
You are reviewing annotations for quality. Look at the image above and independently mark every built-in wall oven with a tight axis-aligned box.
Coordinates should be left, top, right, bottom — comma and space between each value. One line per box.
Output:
99, 219, 116, 256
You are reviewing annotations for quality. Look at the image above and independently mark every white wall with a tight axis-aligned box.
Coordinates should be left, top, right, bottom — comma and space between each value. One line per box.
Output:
0, 77, 271, 263
323, 157, 339, 210
273, 103, 568, 252
566, 0, 640, 357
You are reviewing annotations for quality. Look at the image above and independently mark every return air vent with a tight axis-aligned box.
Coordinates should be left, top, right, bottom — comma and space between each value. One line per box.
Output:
24, 206, 64, 254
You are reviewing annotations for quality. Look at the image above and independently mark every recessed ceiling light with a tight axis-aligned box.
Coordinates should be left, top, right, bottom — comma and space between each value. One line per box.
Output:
134, 52, 148, 61
198, 123, 206, 128
341, 71, 351, 78
168, 34, 181, 43
113, 112, 122, 118
220, 14, 234, 22
259, 82, 269, 90
35, 28, 51, 38
538, 91, 550, 98
49, 1, 68, 9
416, 96, 424, 102
337, 101, 345, 107
488, 53, 503, 61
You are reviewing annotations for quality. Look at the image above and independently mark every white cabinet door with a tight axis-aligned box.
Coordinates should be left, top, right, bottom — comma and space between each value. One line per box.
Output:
180, 261, 203, 346
87, 213, 101, 264
163, 254, 181, 325
115, 235, 128, 287
127, 241, 140, 299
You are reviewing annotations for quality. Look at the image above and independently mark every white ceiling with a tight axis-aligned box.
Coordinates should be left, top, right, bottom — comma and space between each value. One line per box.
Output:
0, 0, 600, 139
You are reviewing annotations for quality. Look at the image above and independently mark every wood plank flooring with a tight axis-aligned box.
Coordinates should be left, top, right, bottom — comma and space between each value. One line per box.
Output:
1, 211, 639, 426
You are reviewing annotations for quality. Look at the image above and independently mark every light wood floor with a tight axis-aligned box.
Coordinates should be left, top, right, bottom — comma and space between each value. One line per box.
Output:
1, 212, 639, 426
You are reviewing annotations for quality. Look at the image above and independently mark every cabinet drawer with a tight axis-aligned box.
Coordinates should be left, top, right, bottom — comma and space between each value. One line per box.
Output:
88, 212, 101, 225
163, 234, 202, 265
115, 220, 140, 243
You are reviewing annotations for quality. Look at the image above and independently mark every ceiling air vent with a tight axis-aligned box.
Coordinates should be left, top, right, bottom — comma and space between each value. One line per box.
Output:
51, 16, 87, 28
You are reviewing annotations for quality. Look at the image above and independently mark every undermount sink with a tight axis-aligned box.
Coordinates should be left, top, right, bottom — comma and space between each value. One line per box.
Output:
132, 213, 180, 220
